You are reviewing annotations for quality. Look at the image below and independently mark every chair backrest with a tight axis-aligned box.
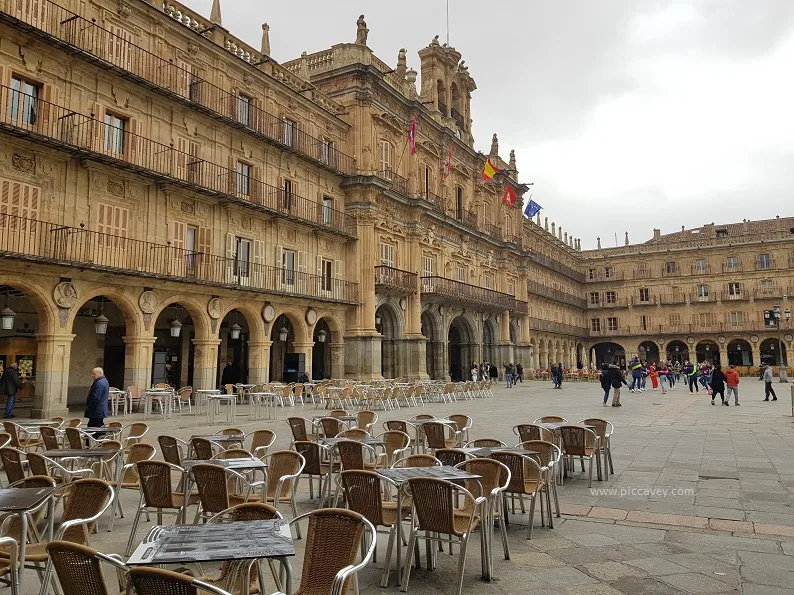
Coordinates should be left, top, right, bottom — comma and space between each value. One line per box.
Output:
513, 424, 553, 443
67, 418, 82, 428
335, 440, 375, 471
407, 478, 470, 536
65, 427, 84, 449
126, 386, 141, 401
47, 541, 123, 595
456, 458, 510, 500
319, 417, 343, 439
249, 430, 276, 456
448, 414, 471, 433
0, 432, 10, 450
26, 452, 51, 477
435, 448, 466, 468
50, 416, 65, 427
377, 431, 410, 467
178, 386, 193, 401
61, 479, 114, 543
337, 428, 368, 438
224, 502, 279, 522
1, 423, 20, 448
215, 428, 244, 438
191, 464, 233, 515
0, 447, 26, 483
265, 450, 304, 500
534, 416, 568, 424
356, 410, 377, 430
128, 566, 228, 595
468, 438, 506, 447
212, 448, 253, 460
40, 426, 61, 450
383, 420, 408, 434
559, 425, 595, 457
491, 451, 543, 495
421, 421, 448, 450
154, 384, 170, 390
519, 440, 559, 468
340, 470, 386, 526
120, 444, 156, 484
296, 509, 367, 595
392, 454, 440, 468
158, 435, 183, 466
137, 461, 181, 509
328, 409, 349, 418
287, 417, 310, 442
224, 384, 235, 395
293, 441, 325, 476
126, 423, 149, 444
580, 418, 611, 442
191, 437, 215, 460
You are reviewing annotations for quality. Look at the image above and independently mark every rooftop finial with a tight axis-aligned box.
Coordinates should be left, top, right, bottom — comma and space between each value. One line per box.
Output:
396, 48, 407, 77
625, 231, 629, 246
210, 0, 222, 25
597, 237, 601, 249
509, 149, 516, 170
261, 23, 270, 55
355, 15, 369, 45
490, 133, 499, 157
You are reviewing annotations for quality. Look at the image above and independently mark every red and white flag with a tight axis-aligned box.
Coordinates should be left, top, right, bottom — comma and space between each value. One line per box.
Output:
408, 116, 417, 156
502, 185, 517, 208
443, 143, 454, 179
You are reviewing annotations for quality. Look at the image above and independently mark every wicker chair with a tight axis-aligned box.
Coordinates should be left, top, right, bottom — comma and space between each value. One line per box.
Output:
128, 566, 233, 595
356, 410, 378, 434
580, 418, 614, 477
337, 428, 369, 438
2, 422, 42, 452
533, 416, 568, 424
46, 541, 127, 595
127, 386, 145, 413
65, 419, 82, 429
465, 438, 507, 448
190, 464, 264, 524
0, 537, 18, 595
48, 418, 65, 428
286, 417, 316, 445
125, 461, 200, 555
512, 424, 554, 444
447, 414, 473, 444
107, 443, 157, 531
421, 421, 457, 451
400, 478, 485, 595
559, 425, 601, 487
25, 452, 94, 486
434, 448, 467, 468
319, 417, 347, 439
293, 441, 337, 509
383, 420, 409, 433
7, 479, 115, 591
2, 476, 57, 545
340, 470, 411, 587
191, 437, 217, 461
261, 450, 305, 538
491, 451, 548, 539
120, 422, 149, 447
158, 435, 188, 467
212, 448, 254, 460
248, 430, 276, 458
392, 454, 441, 468
281, 509, 375, 595
174, 386, 193, 412
39, 427, 61, 451
519, 440, 562, 521
64, 427, 87, 450
327, 409, 349, 418
0, 448, 26, 484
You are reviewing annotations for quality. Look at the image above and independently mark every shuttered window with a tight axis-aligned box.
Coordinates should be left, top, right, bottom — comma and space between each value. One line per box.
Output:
380, 243, 395, 267
0, 178, 40, 232
105, 24, 134, 71
97, 202, 129, 249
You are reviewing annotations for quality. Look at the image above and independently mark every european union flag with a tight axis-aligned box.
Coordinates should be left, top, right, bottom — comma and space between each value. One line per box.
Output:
524, 200, 542, 218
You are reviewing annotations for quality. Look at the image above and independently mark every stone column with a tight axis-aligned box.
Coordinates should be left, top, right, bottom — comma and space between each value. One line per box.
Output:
247, 340, 272, 385
292, 342, 315, 380
330, 343, 345, 379
32, 334, 75, 418
123, 336, 156, 392
751, 343, 761, 368
193, 339, 221, 390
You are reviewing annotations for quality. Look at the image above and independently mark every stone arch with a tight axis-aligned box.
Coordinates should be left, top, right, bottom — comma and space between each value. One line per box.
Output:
375, 299, 405, 339
638, 340, 660, 364
0, 276, 58, 336
696, 339, 721, 364
151, 295, 211, 339
67, 286, 142, 337
448, 314, 478, 381
665, 340, 689, 364
313, 310, 344, 344
217, 302, 266, 344
727, 339, 753, 366
591, 341, 626, 367
270, 306, 309, 345
450, 81, 462, 114
482, 317, 498, 364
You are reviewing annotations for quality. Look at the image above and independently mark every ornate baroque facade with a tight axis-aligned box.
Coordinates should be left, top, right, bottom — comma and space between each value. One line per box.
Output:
0, 1, 787, 417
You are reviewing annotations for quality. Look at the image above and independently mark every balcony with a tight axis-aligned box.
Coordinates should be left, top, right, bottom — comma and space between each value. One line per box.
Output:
0, 0, 356, 176
755, 259, 776, 271
0, 213, 358, 303
633, 269, 653, 280
721, 291, 749, 302
455, 209, 478, 230
514, 300, 529, 315
755, 287, 784, 300
451, 108, 465, 130
529, 252, 586, 283
588, 327, 631, 338
377, 169, 409, 197
421, 190, 446, 214
722, 262, 743, 273
527, 318, 584, 337
374, 266, 417, 295
691, 264, 712, 275
528, 281, 587, 309
438, 100, 448, 116
660, 293, 689, 305
585, 270, 626, 282
662, 267, 681, 278
632, 296, 658, 307
421, 276, 516, 312
587, 298, 629, 309
484, 224, 503, 242
505, 233, 524, 248
0, 85, 356, 237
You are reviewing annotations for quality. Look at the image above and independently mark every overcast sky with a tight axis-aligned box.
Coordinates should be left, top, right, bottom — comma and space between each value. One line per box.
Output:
183, 0, 794, 249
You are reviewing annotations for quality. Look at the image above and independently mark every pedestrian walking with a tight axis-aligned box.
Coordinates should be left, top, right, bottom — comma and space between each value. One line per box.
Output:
516, 363, 524, 383
609, 364, 627, 406
0, 362, 23, 419
725, 364, 740, 405
658, 363, 669, 394
629, 357, 643, 392
599, 363, 611, 405
684, 361, 698, 393
649, 362, 659, 390
471, 363, 479, 381
710, 364, 727, 406
504, 362, 513, 388
763, 365, 777, 401
85, 367, 110, 428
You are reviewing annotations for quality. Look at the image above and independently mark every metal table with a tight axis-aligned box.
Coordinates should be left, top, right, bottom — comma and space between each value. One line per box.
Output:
194, 389, 221, 414
144, 389, 173, 420
207, 395, 236, 425
127, 520, 295, 594
0, 487, 56, 587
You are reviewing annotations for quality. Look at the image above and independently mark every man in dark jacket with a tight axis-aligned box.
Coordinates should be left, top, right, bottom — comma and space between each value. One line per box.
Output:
710, 364, 727, 406
85, 367, 110, 428
599, 363, 611, 405
1, 362, 23, 419
608, 364, 627, 407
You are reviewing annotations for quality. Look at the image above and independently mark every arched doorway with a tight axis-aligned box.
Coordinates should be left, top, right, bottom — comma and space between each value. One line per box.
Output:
269, 315, 298, 382
638, 340, 659, 364
696, 340, 720, 364
760, 338, 783, 366
666, 340, 689, 363
448, 316, 474, 381
591, 342, 625, 367
218, 309, 249, 387
727, 339, 753, 366
376, 304, 401, 379
312, 318, 332, 380
482, 319, 497, 365
421, 311, 439, 380
153, 302, 196, 388
0, 285, 44, 413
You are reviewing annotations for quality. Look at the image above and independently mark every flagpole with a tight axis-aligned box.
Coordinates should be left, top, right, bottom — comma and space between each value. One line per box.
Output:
446, 0, 450, 45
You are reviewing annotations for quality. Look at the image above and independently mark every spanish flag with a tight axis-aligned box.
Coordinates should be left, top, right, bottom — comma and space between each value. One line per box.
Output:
481, 157, 499, 181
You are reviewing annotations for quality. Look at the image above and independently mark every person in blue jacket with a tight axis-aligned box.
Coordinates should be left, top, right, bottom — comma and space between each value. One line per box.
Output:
84, 367, 109, 428
628, 357, 643, 392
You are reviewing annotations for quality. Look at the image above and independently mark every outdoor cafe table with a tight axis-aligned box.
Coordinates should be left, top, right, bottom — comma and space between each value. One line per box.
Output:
127, 520, 295, 594
249, 392, 278, 421
194, 389, 221, 413
0, 487, 56, 587
313, 414, 357, 425
144, 389, 174, 420
375, 466, 483, 586
108, 389, 127, 416
42, 448, 120, 459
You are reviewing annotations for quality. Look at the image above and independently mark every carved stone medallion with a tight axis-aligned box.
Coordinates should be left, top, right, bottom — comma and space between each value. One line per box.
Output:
53, 282, 78, 309
262, 304, 276, 323
139, 291, 158, 314
207, 298, 223, 320
12, 153, 34, 173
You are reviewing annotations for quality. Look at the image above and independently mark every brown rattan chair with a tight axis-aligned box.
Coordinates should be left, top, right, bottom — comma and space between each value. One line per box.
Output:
286, 417, 316, 444
340, 470, 411, 587
64, 427, 85, 450
391, 454, 441, 468
400, 478, 485, 595
249, 430, 276, 458
376, 431, 411, 468
66, 419, 82, 429
512, 423, 555, 443
128, 566, 233, 595
533, 416, 568, 424
39, 427, 61, 451
465, 438, 507, 448
48, 417, 65, 428
191, 437, 217, 460
212, 448, 254, 460
327, 409, 350, 418
0, 433, 10, 448
491, 451, 548, 539
293, 441, 337, 510
421, 421, 457, 451
190, 463, 263, 524
319, 417, 347, 439
261, 450, 304, 539
0, 537, 18, 595
434, 448, 467, 468
519, 440, 562, 521
283, 509, 375, 595
25, 452, 94, 486
125, 460, 200, 555
337, 428, 369, 438
107, 443, 156, 531
175, 386, 193, 412
2, 422, 42, 452
121, 422, 149, 446
158, 435, 188, 467
580, 418, 614, 477
3, 475, 57, 547
46, 540, 127, 595
447, 414, 473, 444
356, 410, 378, 434
383, 420, 410, 434
0, 448, 26, 484
559, 425, 601, 487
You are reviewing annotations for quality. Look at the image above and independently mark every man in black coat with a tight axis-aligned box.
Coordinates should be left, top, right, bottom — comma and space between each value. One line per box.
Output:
608, 364, 627, 407
85, 367, 110, 428
1, 362, 23, 419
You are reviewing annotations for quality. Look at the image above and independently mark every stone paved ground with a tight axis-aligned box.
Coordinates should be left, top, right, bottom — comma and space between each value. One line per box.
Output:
14, 379, 794, 594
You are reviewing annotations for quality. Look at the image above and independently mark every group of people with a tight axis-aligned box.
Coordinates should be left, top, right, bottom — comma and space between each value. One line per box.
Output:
470, 362, 497, 382
550, 363, 565, 389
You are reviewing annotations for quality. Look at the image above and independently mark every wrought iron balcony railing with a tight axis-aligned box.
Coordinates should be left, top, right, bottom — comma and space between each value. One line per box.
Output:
421, 276, 517, 312
455, 209, 478, 230
527, 318, 584, 337
421, 190, 446, 214
0, 0, 356, 175
374, 266, 417, 294
528, 281, 587, 309
0, 85, 356, 237
0, 213, 358, 303
376, 169, 410, 197
585, 270, 626, 282
484, 224, 503, 242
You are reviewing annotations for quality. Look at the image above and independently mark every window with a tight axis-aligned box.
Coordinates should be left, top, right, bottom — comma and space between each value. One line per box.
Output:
320, 258, 333, 292
322, 196, 333, 225
105, 23, 133, 70
96, 202, 129, 250
9, 76, 40, 125
103, 113, 126, 155
604, 267, 614, 279
591, 318, 601, 332
484, 274, 493, 290
727, 282, 741, 299
640, 315, 649, 331
588, 268, 596, 280
321, 139, 335, 167
716, 229, 728, 238
669, 313, 681, 326
589, 292, 600, 305
726, 256, 739, 271
694, 259, 707, 274
665, 261, 677, 274
282, 118, 296, 147
760, 279, 775, 293
639, 288, 650, 303
758, 253, 772, 270
729, 311, 744, 328
696, 312, 715, 328
424, 165, 432, 196
423, 256, 434, 278
605, 291, 616, 304
507, 281, 515, 295
379, 140, 393, 176
236, 161, 251, 196
237, 94, 251, 126
282, 179, 293, 210
0, 178, 40, 230
234, 237, 250, 277
282, 249, 296, 285
185, 225, 197, 271
606, 317, 618, 331
456, 266, 466, 282
696, 284, 709, 300
380, 242, 395, 267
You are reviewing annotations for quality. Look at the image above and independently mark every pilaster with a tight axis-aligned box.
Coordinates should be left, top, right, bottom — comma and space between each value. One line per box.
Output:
123, 336, 156, 392
31, 334, 75, 418
193, 339, 221, 390
247, 340, 272, 384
